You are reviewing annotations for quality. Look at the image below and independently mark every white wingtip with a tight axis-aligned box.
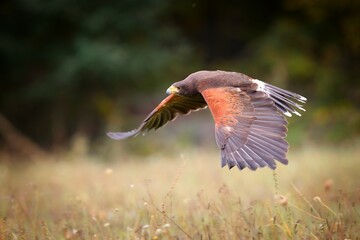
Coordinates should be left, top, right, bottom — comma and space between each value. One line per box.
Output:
298, 106, 306, 112
253, 78, 306, 118
284, 111, 292, 117
300, 96, 307, 101
294, 111, 301, 117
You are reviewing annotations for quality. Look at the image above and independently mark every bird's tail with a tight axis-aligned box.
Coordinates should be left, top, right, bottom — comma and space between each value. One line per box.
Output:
253, 79, 307, 117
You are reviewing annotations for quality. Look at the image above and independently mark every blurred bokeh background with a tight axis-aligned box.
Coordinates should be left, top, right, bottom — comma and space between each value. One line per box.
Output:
1, 2, 360, 238
1, 0, 359, 159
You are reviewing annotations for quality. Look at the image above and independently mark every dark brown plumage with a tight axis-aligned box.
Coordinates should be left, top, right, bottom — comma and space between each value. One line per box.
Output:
107, 70, 306, 171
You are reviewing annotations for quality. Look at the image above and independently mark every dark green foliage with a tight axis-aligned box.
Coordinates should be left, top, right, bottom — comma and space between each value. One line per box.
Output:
0, 0, 359, 149
0, 0, 192, 147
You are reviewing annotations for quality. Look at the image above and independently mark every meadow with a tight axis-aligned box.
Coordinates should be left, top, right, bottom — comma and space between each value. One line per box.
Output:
0, 142, 359, 239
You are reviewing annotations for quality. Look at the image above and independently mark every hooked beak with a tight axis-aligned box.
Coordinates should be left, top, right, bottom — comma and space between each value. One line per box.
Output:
166, 85, 180, 95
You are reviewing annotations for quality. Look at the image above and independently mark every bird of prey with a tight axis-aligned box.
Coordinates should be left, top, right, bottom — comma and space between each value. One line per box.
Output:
107, 70, 306, 171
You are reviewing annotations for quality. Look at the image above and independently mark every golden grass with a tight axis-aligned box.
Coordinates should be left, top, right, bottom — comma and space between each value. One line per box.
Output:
0, 143, 359, 239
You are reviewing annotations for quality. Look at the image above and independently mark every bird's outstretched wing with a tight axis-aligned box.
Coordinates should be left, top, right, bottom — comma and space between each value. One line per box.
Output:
201, 84, 304, 171
107, 93, 207, 140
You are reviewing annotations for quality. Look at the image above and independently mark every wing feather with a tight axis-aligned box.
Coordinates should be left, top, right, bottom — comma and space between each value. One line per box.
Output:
201, 86, 294, 171
107, 93, 207, 140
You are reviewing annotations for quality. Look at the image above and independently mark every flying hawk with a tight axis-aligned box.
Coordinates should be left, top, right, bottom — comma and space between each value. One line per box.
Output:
108, 70, 306, 171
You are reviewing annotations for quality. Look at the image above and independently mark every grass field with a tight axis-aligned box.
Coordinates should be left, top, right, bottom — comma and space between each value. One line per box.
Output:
0, 142, 359, 239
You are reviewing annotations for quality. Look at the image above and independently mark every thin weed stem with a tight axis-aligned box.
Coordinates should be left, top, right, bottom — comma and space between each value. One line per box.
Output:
161, 161, 185, 222
146, 200, 194, 240
272, 171, 279, 195
40, 221, 53, 240
0, 218, 6, 240
313, 197, 337, 216
291, 183, 322, 219
287, 202, 325, 221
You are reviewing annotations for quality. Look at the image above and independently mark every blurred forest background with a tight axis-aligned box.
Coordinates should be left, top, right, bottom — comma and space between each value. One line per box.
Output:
1, 0, 359, 158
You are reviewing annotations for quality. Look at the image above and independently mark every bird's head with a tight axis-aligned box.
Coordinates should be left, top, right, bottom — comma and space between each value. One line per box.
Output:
166, 79, 198, 97
167, 71, 218, 96
167, 70, 227, 97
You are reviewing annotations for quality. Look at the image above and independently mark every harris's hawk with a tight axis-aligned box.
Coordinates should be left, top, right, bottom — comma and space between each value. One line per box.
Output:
108, 70, 306, 171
